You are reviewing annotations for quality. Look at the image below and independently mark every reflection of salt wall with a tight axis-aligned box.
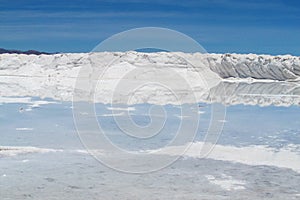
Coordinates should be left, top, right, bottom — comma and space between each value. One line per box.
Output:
207, 81, 300, 106
0, 76, 300, 106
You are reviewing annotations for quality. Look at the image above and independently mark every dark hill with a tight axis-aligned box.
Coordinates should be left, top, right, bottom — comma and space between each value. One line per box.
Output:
0, 48, 56, 55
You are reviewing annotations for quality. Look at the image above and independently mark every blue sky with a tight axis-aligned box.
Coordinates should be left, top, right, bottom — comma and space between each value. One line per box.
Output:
0, 0, 299, 55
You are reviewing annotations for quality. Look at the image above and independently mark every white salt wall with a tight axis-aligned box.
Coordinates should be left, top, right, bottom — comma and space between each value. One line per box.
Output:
206, 53, 300, 81
0, 52, 300, 105
1, 52, 300, 80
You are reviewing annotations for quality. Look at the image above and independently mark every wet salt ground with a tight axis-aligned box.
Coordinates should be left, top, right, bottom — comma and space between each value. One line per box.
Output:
1, 98, 300, 199
1, 151, 300, 200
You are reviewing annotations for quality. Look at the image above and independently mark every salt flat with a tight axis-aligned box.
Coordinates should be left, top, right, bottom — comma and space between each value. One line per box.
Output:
1, 52, 300, 199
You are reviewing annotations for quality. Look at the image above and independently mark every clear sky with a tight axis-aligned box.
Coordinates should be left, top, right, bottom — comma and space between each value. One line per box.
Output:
0, 0, 299, 55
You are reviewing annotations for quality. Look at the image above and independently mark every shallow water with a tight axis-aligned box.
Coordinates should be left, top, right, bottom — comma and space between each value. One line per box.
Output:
1, 94, 300, 199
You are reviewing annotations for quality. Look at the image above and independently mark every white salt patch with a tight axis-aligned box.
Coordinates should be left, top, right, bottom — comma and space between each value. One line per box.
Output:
15, 128, 34, 131
205, 175, 215, 180
174, 114, 190, 119
151, 142, 300, 173
98, 112, 124, 117
106, 107, 135, 111
25, 107, 32, 112
79, 112, 89, 115
30, 100, 57, 108
71, 149, 104, 155
0, 146, 63, 157
75, 149, 89, 154
205, 174, 246, 191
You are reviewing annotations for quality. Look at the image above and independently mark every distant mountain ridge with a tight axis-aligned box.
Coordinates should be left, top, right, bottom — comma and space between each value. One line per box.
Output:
0, 48, 55, 55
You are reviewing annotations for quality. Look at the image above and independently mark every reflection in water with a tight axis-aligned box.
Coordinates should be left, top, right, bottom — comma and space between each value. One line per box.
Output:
208, 81, 300, 106
0, 77, 300, 199
0, 76, 300, 106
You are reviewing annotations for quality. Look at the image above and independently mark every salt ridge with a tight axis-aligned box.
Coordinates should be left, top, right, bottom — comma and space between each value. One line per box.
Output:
0, 52, 299, 106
